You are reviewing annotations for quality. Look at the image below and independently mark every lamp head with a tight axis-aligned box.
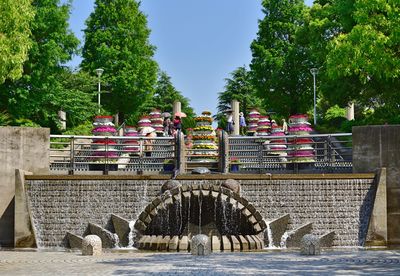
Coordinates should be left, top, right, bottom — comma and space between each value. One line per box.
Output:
95, 68, 104, 77
310, 68, 319, 75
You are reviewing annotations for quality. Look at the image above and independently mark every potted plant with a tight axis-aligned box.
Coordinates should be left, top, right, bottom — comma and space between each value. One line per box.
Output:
230, 157, 241, 173
163, 159, 175, 172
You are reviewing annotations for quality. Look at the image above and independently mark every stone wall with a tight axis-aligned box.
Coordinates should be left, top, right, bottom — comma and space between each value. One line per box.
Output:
353, 125, 400, 245
0, 127, 49, 247
25, 175, 375, 248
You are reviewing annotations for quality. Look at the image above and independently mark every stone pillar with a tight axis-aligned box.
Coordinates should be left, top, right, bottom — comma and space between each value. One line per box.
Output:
58, 110, 66, 130
346, 102, 354, 121
173, 101, 181, 116
353, 125, 400, 246
218, 131, 229, 173
231, 100, 240, 135
175, 131, 186, 174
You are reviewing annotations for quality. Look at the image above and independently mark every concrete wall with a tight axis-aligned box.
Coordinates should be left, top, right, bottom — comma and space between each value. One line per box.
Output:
0, 127, 49, 247
353, 125, 400, 245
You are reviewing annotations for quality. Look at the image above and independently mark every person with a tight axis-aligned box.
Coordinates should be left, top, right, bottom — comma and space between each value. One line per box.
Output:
163, 117, 172, 136
239, 112, 247, 136
226, 111, 233, 134
144, 131, 156, 157
173, 116, 182, 134
282, 119, 288, 134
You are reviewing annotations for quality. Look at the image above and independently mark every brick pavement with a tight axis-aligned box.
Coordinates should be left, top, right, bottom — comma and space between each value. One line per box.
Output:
0, 249, 399, 275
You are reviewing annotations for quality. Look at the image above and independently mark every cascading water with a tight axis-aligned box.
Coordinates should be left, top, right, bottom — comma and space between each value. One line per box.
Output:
127, 220, 136, 248
280, 231, 289, 248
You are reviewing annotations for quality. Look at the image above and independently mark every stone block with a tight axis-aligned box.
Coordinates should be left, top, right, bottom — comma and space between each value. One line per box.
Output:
265, 214, 290, 248
245, 235, 256, 250
178, 236, 189, 252
82, 235, 102, 256
168, 236, 179, 251
238, 235, 249, 251
88, 223, 119, 248
161, 180, 181, 194
111, 214, 130, 247
66, 232, 83, 249
191, 167, 211, 174
158, 236, 170, 251
221, 235, 231, 251
211, 235, 221, 252
319, 231, 335, 247
231, 235, 241, 251
286, 223, 313, 248
300, 234, 320, 255
191, 234, 211, 255
221, 179, 240, 194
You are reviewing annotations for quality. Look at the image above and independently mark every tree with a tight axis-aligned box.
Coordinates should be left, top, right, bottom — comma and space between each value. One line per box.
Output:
216, 66, 263, 128
0, 0, 34, 84
0, 0, 80, 130
250, 0, 312, 117
305, 0, 400, 121
81, 0, 158, 122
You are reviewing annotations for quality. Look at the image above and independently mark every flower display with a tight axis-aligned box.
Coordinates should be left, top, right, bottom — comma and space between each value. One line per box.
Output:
91, 116, 118, 165
191, 111, 218, 161
288, 113, 314, 163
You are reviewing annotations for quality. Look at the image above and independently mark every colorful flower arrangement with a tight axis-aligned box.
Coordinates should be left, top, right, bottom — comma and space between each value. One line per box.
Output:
190, 111, 218, 161
202, 110, 212, 116
92, 126, 117, 133
193, 125, 214, 131
192, 135, 215, 140
194, 116, 213, 122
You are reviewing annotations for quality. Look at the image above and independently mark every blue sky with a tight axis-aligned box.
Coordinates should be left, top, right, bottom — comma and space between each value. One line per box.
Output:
67, 0, 314, 115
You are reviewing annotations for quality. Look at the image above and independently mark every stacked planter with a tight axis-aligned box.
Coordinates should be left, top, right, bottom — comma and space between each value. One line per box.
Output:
257, 116, 271, 136
90, 116, 118, 170
287, 114, 315, 164
149, 109, 164, 136
268, 125, 287, 153
123, 126, 140, 155
137, 116, 152, 135
191, 111, 218, 162
247, 109, 260, 135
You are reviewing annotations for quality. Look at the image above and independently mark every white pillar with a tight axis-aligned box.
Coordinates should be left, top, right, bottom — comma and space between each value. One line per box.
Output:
173, 101, 181, 116
232, 100, 240, 136
346, 102, 355, 121
58, 110, 66, 130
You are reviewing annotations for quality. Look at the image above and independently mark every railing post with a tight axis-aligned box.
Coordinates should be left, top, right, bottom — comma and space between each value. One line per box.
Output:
69, 137, 75, 175
219, 131, 229, 173
104, 136, 109, 175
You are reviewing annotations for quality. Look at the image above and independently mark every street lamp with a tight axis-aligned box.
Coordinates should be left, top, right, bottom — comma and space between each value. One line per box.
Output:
310, 68, 319, 125
96, 68, 104, 114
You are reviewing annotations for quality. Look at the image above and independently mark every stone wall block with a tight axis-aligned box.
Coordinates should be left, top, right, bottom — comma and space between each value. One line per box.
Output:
82, 235, 102, 256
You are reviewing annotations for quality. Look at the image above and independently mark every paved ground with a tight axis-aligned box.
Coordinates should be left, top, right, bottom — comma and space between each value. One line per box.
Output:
0, 249, 400, 275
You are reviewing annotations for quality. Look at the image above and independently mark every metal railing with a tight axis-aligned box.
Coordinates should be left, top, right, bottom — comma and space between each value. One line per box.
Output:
50, 135, 175, 174
228, 133, 353, 174
50, 133, 353, 174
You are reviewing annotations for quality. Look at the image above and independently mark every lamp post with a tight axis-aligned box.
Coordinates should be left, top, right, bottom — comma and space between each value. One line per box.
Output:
96, 68, 104, 114
310, 68, 319, 125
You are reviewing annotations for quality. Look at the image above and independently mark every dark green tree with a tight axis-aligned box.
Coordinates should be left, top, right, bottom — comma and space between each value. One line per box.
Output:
250, 0, 312, 117
304, 0, 400, 122
81, 0, 158, 122
0, 0, 80, 130
0, 0, 34, 83
216, 66, 263, 128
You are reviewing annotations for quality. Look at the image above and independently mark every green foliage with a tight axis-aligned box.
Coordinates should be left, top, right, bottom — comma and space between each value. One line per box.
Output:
62, 121, 93, 136
324, 105, 346, 121
0, 111, 12, 126
250, 0, 312, 117
0, 0, 34, 83
0, 0, 80, 131
13, 118, 40, 127
81, 0, 158, 121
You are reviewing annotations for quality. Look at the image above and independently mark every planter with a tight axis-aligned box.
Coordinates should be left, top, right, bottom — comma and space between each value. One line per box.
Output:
230, 163, 241, 172
163, 163, 175, 172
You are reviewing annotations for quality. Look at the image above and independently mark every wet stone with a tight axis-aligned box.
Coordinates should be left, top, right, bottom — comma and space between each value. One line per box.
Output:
191, 234, 211, 256
161, 180, 181, 194
222, 179, 241, 194
82, 235, 102, 256
301, 234, 321, 255
191, 167, 211, 174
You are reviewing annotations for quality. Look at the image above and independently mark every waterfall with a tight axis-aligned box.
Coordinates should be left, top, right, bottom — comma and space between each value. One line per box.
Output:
113, 233, 120, 248
127, 220, 136, 248
265, 221, 278, 249
280, 231, 289, 248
